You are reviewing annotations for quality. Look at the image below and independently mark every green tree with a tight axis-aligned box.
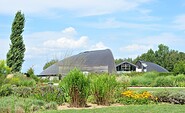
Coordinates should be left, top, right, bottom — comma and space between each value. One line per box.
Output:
0, 60, 11, 76
43, 59, 58, 70
155, 44, 169, 68
6, 11, 25, 72
173, 61, 185, 74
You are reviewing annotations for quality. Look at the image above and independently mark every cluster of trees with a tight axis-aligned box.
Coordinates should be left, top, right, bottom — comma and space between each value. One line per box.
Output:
115, 44, 185, 74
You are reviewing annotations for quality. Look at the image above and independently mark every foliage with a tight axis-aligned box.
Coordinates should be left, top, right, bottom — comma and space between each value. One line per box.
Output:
0, 84, 13, 96
6, 11, 26, 72
130, 72, 158, 87
26, 67, 39, 82
43, 59, 58, 70
90, 73, 118, 105
154, 90, 185, 104
133, 44, 185, 72
60, 68, 90, 107
0, 60, 11, 76
13, 86, 32, 98
153, 76, 175, 87
118, 90, 156, 105
173, 61, 185, 74
0, 96, 57, 113
115, 58, 133, 65
4, 73, 36, 87
32, 85, 66, 105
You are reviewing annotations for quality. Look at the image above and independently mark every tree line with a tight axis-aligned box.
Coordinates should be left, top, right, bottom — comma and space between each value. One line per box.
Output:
115, 44, 185, 74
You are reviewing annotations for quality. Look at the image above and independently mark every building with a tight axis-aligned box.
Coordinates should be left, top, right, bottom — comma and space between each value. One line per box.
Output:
116, 61, 137, 73
39, 49, 116, 77
116, 60, 169, 73
135, 60, 169, 72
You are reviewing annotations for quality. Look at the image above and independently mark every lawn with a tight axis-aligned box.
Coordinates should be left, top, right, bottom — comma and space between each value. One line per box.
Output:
128, 87, 185, 92
41, 104, 185, 113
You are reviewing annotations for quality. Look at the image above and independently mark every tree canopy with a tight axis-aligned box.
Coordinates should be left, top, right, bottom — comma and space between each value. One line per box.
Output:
6, 11, 25, 72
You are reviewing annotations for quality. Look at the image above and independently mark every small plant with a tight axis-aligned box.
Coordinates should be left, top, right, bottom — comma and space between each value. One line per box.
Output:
91, 73, 118, 105
60, 68, 90, 107
0, 84, 13, 96
153, 76, 175, 87
32, 85, 66, 105
120, 90, 156, 105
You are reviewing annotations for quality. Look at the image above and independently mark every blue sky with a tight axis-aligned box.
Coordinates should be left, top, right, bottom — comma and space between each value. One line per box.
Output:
1, 0, 185, 74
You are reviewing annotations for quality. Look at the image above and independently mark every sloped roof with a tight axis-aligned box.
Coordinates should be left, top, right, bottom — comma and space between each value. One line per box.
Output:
39, 49, 116, 75
116, 61, 137, 67
138, 61, 169, 72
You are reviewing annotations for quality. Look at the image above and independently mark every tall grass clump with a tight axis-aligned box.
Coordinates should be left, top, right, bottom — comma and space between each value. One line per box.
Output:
153, 75, 175, 87
60, 68, 90, 107
91, 73, 118, 105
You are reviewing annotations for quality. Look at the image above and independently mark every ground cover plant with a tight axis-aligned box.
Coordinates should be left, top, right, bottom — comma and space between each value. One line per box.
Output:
0, 96, 57, 113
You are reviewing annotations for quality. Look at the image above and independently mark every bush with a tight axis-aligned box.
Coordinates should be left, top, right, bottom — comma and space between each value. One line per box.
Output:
154, 90, 185, 104
118, 90, 156, 105
168, 91, 185, 104
0, 60, 11, 76
13, 86, 32, 98
32, 85, 66, 105
174, 74, 185, 87
60, 68, 90, 107
0, 84, 13, 96
91, 73, 118, 105
153, 75, 175, 87
0, 96, 57, 113
4, 73, 36, 87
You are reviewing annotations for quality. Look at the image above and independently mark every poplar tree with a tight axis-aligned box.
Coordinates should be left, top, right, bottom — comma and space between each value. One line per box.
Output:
7, 11, 25, 72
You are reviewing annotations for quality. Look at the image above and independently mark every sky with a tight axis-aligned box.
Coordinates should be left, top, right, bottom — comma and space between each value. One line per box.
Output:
1, 0, 185, 74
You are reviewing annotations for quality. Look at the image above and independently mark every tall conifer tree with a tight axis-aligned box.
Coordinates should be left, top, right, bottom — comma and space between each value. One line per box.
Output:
7, 11, 25, 72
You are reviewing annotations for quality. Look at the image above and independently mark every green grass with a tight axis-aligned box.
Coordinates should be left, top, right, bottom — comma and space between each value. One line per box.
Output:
128, 87, 185, 92
40, 104, 185, 113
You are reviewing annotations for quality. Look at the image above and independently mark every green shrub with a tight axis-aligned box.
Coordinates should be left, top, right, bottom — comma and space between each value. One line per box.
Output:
0, 84, 13, 96
32, 85, 66, 105
168, 91, 185, 104
0, 60, 11, 76
130, 76, 152, 87
44, 102, 57, 110
0, 96, 57, 113
91, 73, 118, 105
174, 74, 185, 87
154, 90, 185, 104
4, 73, 36, 87
153, 90, 171, 103
60, 68, 90, 107
13, 86, 32, 98
153, 75, 175, 87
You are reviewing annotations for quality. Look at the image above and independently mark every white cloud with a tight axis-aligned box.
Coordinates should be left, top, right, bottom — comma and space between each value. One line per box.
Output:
120, 44, 152, 52
0, 0, 152, 16
90, 42, 108, 50
87, 18, 161, 30
43, 36, 88, 49
173, 14, 185, 31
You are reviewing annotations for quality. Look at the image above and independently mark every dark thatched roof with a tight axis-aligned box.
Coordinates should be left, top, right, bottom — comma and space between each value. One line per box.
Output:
137, 61, 169, 72
39, 49, 116, 76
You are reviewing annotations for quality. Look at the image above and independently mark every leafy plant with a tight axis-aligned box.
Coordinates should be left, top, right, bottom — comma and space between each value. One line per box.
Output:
32, 85, 66, 105
0, 84, 13, 96
91, 73, 118, 105
153, 75, 175, 87
0, 60, 11, 76
60, 68, 90, 107
119, 90, 156, 105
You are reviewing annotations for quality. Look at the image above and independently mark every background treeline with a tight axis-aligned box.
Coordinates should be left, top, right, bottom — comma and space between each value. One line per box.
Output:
115, 44, 185, 73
